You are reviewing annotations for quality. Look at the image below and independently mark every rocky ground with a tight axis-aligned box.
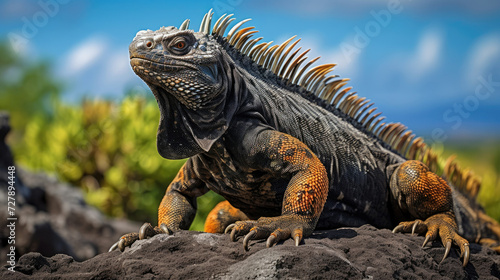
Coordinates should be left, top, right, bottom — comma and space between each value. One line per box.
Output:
1, 111, 499, 279
2, 225, 500, 279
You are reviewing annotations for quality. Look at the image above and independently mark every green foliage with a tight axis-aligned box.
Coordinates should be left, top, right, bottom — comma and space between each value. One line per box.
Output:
439, 141, 500, 222
15, 96, 186, 223
192, 191, 225, 231
14, 93, 224, 229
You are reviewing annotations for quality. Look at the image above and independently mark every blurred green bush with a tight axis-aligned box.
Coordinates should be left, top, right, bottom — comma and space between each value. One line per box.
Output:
440, 142, 500, 222
13, 95, 223, 230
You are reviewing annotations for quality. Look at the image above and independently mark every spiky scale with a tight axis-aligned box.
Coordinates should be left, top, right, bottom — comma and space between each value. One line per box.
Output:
199, 13, 208, 33
179, 19, 190, 30
212, 13, 227, 35
254, 41, 273, 65
241, 37, 263, 55
331, 86, 351, 107
365, 113, 383, 132
235, 30, 258, 50
226, 18, 252, 42
216, 15, 235, 37
229, 26, 255, 46
283, 49, 310, 81
354, 101, 373, 122
262, 45, 280, 69
278, 46, 302, 78
293, 56, 320, 85
270, 36, 297, 74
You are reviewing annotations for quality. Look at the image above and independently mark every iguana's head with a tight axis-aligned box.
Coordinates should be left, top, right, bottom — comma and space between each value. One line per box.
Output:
129, 21, 239, 159
130, 26, 224, 110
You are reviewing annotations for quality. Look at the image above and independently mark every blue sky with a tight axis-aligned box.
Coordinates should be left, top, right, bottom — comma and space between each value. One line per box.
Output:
1, 0, 500, 140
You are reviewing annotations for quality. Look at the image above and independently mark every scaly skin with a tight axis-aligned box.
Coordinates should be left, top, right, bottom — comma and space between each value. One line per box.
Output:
109, 12, 500, 267
204, 201, 248, 233
390, 161, 470, 266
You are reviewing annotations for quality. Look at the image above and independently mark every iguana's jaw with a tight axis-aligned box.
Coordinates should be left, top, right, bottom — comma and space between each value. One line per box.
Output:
130, 57, 220, 110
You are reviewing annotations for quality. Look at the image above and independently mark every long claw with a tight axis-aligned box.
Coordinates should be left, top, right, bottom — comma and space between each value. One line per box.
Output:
243, 231, 256, 251
160, 223, 172, 235
139, 223, 155, 240
109, 241, 119, 252
392, 225, 404, 233
462, 243, 469, 267
292, 228, 302, 246
411, 220, 420, 235
230, 227, 238, 242
440, 240, 452, 264
294, 234, 301, 246
118, 238, 126, 252
422, 235, 431, 248
225, 224, 236, 234
266, 234, 277, 248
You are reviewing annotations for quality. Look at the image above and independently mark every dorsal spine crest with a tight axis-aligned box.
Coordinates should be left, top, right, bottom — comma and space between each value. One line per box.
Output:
180, 10, 482, 198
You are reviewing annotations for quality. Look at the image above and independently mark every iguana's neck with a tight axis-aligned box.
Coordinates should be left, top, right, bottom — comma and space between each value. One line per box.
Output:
154, 55, 244, 159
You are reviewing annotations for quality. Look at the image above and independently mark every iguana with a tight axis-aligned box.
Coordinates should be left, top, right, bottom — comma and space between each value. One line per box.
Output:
110, 10, 500, 267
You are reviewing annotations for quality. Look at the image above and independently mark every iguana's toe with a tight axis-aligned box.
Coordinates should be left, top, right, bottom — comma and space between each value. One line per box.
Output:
393, 213, 470, 267
109, 222, 171, 252
108, 232, 140, 252
225, 216, 308, 251
226, 220, 259, 242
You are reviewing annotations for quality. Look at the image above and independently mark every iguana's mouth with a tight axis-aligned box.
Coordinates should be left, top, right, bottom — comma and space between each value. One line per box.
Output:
130, 57, 218, 83
130, 57, 192, 72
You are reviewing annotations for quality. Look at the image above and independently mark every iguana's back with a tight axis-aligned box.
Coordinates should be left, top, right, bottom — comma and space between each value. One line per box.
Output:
227, 58, 406, 228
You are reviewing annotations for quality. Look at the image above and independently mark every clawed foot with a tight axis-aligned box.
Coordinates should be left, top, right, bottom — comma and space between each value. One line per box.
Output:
109, 223, 172, 252
392, 213, 470, 267
224, 215, 311, 251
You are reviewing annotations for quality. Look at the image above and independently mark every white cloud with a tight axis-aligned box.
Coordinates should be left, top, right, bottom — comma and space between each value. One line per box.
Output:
63, 36, 108, 75
104, 49, 131, 81
250, 0, 500, 16
324, 43, 360, 79
465, 33, 500, 86
408, 28, 443, 82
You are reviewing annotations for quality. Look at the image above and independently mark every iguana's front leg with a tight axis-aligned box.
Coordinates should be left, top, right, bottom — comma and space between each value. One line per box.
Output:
226, 130, 329, 250
205, 201, 249, 233
390, 160, 470, 266
109, 159, 208, 251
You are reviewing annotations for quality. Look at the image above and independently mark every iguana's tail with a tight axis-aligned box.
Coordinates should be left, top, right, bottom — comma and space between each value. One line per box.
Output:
451, 181, 500, 253
476, 210, 500, 253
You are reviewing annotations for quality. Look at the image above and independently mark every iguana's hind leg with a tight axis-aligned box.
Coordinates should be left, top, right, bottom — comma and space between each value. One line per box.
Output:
204, 201, 249, 233
390, 160, 470, 267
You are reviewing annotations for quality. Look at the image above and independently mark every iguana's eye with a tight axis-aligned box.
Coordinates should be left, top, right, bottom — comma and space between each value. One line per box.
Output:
175, 41, 186, 49
170, 37, 190, 55
146, 41, 153, 48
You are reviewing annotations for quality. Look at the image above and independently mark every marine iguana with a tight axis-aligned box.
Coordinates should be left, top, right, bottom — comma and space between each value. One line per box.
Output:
110, 10, 500, 267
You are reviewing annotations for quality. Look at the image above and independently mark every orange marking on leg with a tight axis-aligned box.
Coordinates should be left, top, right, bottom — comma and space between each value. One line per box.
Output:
204, 201, 248, 233
269, 133, 328, 219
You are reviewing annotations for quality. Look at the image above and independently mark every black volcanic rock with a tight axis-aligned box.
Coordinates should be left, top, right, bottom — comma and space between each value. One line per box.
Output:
2, 225, 500, 279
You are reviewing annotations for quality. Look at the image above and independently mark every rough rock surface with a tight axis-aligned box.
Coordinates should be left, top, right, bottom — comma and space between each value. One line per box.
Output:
0, 169, 141, 262
2, 225, 500, 279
